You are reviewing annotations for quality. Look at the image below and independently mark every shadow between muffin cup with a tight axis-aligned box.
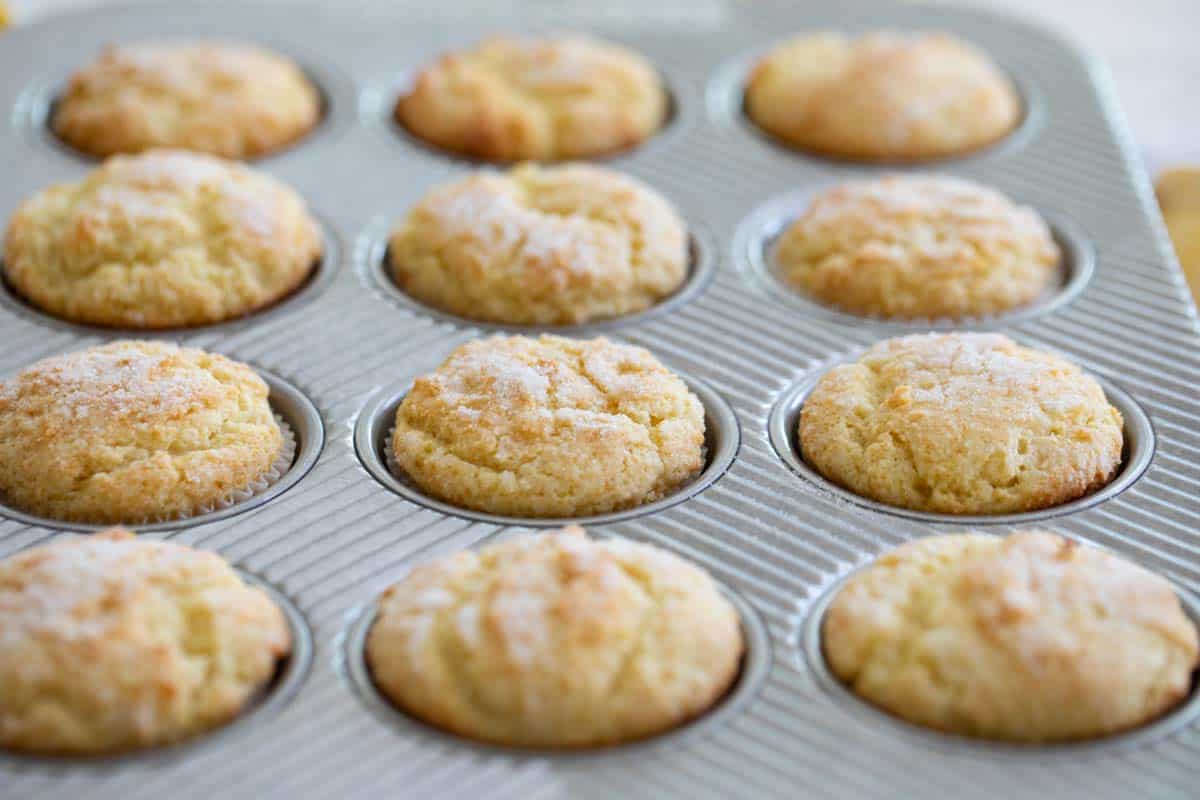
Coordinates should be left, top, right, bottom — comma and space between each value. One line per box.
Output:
357, 214, 717, 335
353, 369, 739, 528
705, 45, 1045, 167
0, 367, 324, 533
732, 186, 1094, 332
0, 567, 313, 768
797, 557, 1200, 757
336, 576, 769, 757
0, 216, 341, 340
766, 350, 1155, 526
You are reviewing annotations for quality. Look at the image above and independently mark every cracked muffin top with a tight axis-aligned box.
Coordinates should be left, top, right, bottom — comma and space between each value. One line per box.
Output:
0, 340, 283, 524
366, 526, 743, 747
775, 174, 1060, 319
745, 31, 1020, 162
0, 528, 291, 754
391, 334, 705, 518
3, 149, 322, 329
395, 34, 668, 162
388, 163, 688, 325
53, 40, 321, 159
823, 531, 1199, 742
799, 333, 1123, 514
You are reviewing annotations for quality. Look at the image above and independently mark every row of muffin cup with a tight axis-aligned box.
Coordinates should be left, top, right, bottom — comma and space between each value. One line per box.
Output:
0, 329, 1191, 759
22, 31, 1032, 166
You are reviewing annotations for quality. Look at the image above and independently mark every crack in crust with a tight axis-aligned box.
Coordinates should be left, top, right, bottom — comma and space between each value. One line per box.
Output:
391, 334, 705, 518
366, 527, 744, 748
823, 531, 1200, 742
799, 333, 1124, 514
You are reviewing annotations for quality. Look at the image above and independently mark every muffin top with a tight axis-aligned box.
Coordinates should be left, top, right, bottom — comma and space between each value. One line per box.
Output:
53, 40, 321, 159
776, 175, 1060, 319
388, 163, 688, 325
392, 335, 705, 518
823, 531, 1199, 742
366, 526, 743, 748
395, 34, 668, 162
0, 529, 291, 755
799, 333, 1124, 514
0, 340, 283, 524
3, 149, 322, 328
745, 31, 1020, 162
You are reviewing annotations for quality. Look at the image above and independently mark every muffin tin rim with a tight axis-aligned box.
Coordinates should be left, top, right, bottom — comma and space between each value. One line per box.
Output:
766, 341, 1156, 526
336, 571, 771, 758
705, 35, 1047, 168
353, 366, 741, 528
356, 212, 719, 335
0, 564, 314, 769
796, 546, 1200, 757
731, 183, 1095, 332
0, 365, 326, 533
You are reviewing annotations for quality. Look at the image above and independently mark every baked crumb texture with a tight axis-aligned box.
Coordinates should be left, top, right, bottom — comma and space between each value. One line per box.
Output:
367, 526, 744, 747
824, 531, 1199, 742
4, 149, 322, 328
396, 34, 668, 162
53, 40, 321, 159
0, 529, 291, 755
388, 163, 688, 325
392, 335, 705, 518
745, 31, 1021, 162
0, 340, 283, 524
776, 174, 1060, 319
799, 333, 1124, 514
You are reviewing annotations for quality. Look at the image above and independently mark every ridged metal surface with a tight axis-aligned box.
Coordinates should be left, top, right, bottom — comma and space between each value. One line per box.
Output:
0, 1, 1198, 797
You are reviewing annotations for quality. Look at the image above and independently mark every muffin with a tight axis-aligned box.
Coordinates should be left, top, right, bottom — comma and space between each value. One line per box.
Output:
396, 34, 668, 162
0, 340, 285, 524
53, 40, 321, 159
0, 528, 292, 755
391, 334, 705, 517
367, 526, 743, 748
799, 333, 1124, 514
823, 531, 1199, 742
745, 31, 1021, 162
775, 175, 1060, 319
388, 163, 688, 325
3, 149, 322, 328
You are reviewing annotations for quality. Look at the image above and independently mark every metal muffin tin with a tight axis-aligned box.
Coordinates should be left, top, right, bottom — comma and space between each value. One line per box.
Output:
1, 1, 1198, 797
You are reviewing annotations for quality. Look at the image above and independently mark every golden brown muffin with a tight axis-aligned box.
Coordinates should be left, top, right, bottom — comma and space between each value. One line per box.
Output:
1156, 166, 1200, 309
799, 333, 1124, 514
396, 34, 668, 162
745, 31, 1021, 162
391, 335, 705, 518
3, 149, 322, 328
776, 175, 1060, 319
0, 340, 284, 524
388, 163, 688, 325
53, 40, 321, 159
367, 526, 743, 747
0, 528, 291, 755
824, 531, 1199, 742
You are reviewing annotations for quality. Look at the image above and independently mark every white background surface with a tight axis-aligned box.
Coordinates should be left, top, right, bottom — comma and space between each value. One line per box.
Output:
8, 0, 1198, 173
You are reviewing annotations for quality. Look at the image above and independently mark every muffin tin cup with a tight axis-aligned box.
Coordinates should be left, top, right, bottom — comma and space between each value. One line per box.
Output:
357, 214, 717, 335
767, 346, 1155, 526
797, 555, 1200, 757
733, 185, 1094, 331
354, 368, 740, 528
337, 575, 770, 757
0, 568, 313, 768
705, 44, 1046, 167
0, 215, 342, 340
0, 367, 325, 533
